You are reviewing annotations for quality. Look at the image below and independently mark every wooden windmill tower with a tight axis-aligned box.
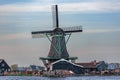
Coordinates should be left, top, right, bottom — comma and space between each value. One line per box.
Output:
31, 5, 83, 70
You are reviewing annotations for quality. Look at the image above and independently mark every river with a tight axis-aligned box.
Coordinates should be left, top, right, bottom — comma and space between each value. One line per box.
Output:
0, 76, 120, 80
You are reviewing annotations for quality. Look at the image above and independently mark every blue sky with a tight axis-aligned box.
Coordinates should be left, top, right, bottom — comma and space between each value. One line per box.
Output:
0, 0, 120, 67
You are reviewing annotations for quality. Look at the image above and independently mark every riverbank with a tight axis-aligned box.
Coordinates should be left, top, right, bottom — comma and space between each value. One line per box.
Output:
2, 70, 120, 77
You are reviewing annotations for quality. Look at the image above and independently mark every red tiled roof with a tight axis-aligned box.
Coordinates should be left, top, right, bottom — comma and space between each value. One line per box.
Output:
76, 61, 100, 68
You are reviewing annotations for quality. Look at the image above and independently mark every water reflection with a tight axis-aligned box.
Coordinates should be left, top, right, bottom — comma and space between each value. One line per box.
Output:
0, 76, 120, 80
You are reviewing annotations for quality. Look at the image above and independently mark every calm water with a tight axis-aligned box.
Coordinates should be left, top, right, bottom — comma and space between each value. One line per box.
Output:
0, 76, 120, 80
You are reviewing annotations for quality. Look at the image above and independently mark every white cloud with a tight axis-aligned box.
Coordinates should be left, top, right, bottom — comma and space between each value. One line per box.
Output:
60, 2, 120, 12
0, 4, 50, 12
0, 2, 120, 13
84, 28, 120, 33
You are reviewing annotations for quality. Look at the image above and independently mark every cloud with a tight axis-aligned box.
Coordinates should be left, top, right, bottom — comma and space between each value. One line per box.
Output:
84, 28, 120, 33
60, 2, 120, 12
0, 28, 120, 41
0, 4, 50, 12
0, 2, 120, 13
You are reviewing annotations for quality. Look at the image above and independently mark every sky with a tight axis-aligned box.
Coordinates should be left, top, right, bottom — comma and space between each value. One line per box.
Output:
0, 0, 120, 67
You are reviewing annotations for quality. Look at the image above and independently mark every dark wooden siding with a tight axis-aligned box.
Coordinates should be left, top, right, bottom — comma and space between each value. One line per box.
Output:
52, 61, 83, 74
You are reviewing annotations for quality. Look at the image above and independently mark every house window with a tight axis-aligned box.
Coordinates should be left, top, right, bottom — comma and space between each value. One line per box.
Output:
2, 63, 5, 67
2, 68, 4, 71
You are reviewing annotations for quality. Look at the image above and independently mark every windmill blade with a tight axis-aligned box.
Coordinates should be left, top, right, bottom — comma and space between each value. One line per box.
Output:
31, 30, 53, 38
62, 26, 83, 33
32, 34, 47, 38
52, 5, 59, 28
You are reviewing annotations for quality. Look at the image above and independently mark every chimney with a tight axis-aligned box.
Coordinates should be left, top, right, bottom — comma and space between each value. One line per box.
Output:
93, 60, 96, 65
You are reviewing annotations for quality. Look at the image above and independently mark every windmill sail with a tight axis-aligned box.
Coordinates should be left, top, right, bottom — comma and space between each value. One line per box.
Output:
52, 5, 59, 28
31, 30, 53, 38
62, 26, 83, 33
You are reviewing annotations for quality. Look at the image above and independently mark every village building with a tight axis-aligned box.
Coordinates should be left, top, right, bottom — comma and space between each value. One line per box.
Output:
76, 60, 108, 74
0, 59, 10, 73
107, 63, 120, 75
50, 59, 83, 74
27, 65, 45, 71
108, 63, 120, 70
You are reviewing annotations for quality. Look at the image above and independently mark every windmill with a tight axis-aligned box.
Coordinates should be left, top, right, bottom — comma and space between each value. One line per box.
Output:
31, 5, 83, 69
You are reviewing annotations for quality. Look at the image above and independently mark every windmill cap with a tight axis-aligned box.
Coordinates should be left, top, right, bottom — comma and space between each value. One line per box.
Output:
53, 28, 65, 35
